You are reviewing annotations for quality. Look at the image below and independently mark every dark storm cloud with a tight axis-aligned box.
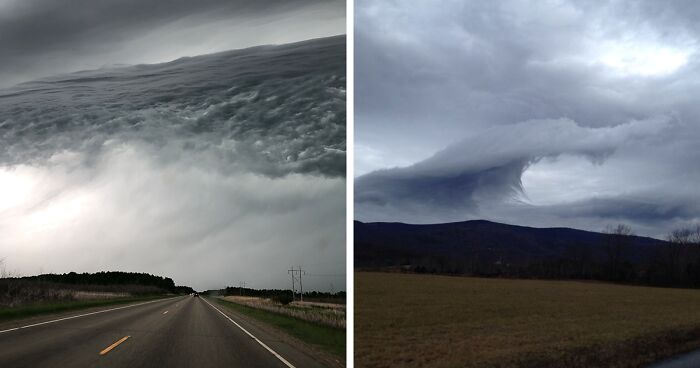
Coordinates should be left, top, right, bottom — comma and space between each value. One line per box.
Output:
488, 193, 700, 239
0, 36, 346, 291
551, 196, 699, 224
355, 0, 700, 237
355, 117, 676, 227
0, 36, 346, 178
0, 0, 345, 87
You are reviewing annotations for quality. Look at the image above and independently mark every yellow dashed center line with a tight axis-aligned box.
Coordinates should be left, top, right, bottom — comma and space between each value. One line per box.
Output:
163, 310, 168, 314
99, 336, 130, 356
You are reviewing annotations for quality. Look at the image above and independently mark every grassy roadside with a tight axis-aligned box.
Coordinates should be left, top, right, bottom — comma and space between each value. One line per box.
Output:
356, 272, 700, 368
213, 297, 345, 357
0, 295, 171, 322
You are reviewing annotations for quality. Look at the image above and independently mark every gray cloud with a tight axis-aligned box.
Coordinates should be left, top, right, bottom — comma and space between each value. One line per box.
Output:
355, 0, 700, 237
0, 0, 345, 87
0, 35, 346, 291
0, 144, 346, 291
1, 36, 346, 178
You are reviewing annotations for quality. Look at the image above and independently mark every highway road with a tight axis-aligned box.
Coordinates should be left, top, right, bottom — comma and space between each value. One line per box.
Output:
0, 295, 335, 368
649, 349, 700, 368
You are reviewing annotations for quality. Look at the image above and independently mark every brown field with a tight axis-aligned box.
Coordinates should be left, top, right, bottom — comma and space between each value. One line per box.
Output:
355, 272, 700, 368
222, 295, 346, 328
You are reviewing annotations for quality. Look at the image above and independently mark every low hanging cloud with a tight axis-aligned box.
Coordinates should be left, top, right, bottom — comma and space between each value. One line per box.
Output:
0, 36, 346, 291
0, 145, 345, 291
355, 0, 700, 237
355, 115, 700, 237
0, 0, 345, 88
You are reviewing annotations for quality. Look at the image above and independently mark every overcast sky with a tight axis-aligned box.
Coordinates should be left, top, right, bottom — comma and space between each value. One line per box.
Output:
0, 1, 345, 291
355, 0, 700, 238
0, 0, 345, 88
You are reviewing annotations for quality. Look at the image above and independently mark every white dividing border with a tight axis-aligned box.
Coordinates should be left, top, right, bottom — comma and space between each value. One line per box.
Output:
0, 296, 178, 334
201, 297, 295, 368
345, 0, 354, 366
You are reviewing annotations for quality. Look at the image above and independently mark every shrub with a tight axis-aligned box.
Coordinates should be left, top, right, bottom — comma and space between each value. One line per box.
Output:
273, 293, 293, 305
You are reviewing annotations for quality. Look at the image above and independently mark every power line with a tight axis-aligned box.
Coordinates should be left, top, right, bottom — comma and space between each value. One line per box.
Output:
287, 266, 306, 301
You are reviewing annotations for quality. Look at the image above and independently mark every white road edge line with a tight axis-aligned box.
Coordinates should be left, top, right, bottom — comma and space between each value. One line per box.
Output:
201, 297, 296, 368
0, 296, 180, 334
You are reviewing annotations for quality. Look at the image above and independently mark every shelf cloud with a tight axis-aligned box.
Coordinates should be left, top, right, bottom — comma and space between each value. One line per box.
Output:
355, 0, 700, 237
0, 33, 346, 291
0, 0, 345, 88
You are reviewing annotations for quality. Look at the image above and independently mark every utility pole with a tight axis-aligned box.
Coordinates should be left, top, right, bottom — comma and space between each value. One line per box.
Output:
288, 267, 296, 301
288, 266, 306, 301
298, 266, 305, 302
239, 281, 246, 296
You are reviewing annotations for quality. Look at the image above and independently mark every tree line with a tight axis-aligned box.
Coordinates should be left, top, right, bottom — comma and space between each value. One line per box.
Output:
519, 224, 700, 288
206, 286, 346, 303
403, 224, 700, 289
11, 271, 193, 294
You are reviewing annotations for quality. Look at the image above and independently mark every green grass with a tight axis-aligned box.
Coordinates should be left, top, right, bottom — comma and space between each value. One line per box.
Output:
0, 295, 169, 322
356, 271, 700, 368
213, 297, 345, 357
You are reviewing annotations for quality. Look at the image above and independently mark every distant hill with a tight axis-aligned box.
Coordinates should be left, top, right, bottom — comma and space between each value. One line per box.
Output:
355, 220, 667, 276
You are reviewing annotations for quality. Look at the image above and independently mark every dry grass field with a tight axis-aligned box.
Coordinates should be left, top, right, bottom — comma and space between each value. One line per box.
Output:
355, 272, 700, 368
222, 295, 346, 328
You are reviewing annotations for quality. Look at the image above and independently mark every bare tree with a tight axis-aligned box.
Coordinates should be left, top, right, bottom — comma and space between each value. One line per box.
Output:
666, 228, 694, 283
567, 242, 593, 279
0, 258, 20, 279
602, 224, 634, 281
665, 225, 700, 286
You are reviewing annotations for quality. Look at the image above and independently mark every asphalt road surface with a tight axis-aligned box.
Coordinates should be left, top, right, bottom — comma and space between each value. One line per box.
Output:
0, 295, 333, 368
648, 349, 700, 368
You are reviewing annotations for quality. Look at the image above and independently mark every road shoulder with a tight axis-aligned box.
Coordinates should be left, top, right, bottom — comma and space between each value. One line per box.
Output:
207, 296, 345, 368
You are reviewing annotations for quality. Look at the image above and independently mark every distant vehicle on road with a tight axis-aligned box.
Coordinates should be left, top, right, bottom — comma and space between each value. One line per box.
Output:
193, 292, 199, 297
